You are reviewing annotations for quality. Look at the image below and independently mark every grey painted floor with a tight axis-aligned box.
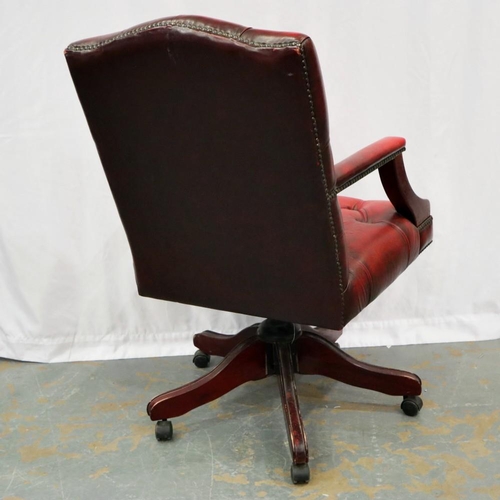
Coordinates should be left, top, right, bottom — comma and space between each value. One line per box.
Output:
1, 339, 500, 499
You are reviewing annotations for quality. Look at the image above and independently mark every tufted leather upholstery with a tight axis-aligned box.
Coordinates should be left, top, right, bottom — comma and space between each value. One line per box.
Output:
65, 15, 432, 332
340, 196, 423, 322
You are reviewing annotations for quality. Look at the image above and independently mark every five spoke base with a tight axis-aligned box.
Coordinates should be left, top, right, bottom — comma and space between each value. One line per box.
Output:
147, 321, 423, 485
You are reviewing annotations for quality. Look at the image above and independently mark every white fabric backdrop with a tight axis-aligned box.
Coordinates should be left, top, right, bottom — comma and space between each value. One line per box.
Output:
1, 0, 499, 362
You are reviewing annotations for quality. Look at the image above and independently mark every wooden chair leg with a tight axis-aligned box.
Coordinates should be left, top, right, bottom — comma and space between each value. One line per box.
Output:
193, 324, 259, 357
147, 336, 268, 420
275, 343, 310, 484
296, 331, 422, 396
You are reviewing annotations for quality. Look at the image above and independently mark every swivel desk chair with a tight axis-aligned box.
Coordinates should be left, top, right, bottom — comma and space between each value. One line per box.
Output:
65, 16, 433, 484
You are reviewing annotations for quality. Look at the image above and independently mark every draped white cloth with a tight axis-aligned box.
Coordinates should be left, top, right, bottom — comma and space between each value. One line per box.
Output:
1, 0, 499, 362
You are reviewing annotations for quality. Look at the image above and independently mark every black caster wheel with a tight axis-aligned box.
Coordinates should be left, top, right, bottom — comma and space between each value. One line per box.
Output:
291, 463, 310, 484
155, 420, 173, 441
193, 350, 211, 368
401, 395, 423, 417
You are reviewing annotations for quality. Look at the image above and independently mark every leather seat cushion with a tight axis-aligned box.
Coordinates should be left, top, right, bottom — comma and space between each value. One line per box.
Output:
339, 196, 421, 323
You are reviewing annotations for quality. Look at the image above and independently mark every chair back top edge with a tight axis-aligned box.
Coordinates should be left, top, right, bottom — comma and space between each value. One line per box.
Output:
65, 15, 309, 53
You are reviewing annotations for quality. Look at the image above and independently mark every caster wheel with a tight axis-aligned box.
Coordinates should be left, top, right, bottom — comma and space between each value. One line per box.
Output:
401, 395, 423, 417
155, 420, 173, 441
291, 463, 310, 484
193, 350, 211, 368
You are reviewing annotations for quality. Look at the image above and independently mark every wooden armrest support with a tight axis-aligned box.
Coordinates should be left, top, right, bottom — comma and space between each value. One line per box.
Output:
379, 154, 431, 227
332, 137, 430, 227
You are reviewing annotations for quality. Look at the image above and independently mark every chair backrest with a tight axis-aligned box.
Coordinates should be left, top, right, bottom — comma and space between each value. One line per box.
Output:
65, 15, 348, 329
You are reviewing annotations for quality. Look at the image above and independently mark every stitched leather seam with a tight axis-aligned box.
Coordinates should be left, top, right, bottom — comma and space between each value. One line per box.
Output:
299, 43, 345, 326
417, 215, 433, 231
351, 258, 374, 304
379, 220, 413, 267
66, 20, 302, 52
359, 207, 369, 223
331, 147, 406, 196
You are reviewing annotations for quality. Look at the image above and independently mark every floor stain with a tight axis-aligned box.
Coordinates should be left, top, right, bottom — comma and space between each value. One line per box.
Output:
57, 422, 93, 441
88, 432, 126, 454
89, 466, 110, 479
213, 472, 249, 485
19, 440, 59, 463
91, 399, 141, 414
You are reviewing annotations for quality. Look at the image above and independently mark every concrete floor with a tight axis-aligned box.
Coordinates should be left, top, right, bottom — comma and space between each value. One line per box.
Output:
1, 339, 500, 499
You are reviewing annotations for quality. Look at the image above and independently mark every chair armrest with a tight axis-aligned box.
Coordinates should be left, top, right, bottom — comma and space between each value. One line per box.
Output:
333, 137, 406, 192
332, 137, 431, 227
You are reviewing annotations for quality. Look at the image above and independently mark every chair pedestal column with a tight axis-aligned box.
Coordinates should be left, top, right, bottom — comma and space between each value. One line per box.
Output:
257, 319, 310, 483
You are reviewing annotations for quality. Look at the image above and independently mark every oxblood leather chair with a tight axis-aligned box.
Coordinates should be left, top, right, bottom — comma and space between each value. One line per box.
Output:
65, 16, 433, 484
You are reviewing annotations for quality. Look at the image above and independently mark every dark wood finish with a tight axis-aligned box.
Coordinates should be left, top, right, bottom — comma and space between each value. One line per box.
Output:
379, 154, 431, 227
194, 324, 341, 358
146, 322, 423, 479
147, 336, 268, 420
296, 331, 422, 396
149, 321, 421, 433
301, 324, 342, 344
275, 343, 308, 465
193, 324, 259, 357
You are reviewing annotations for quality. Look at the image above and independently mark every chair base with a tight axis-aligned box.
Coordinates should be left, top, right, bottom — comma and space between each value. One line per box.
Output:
146, 321, 422, 484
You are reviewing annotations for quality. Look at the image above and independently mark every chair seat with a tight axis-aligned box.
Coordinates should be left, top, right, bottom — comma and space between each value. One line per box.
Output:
340, 196, 422, 322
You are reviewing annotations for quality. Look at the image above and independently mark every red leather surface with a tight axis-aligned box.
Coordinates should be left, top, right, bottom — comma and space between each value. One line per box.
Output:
340, 196, 424, 323
334, 137, 406, 192
66, 16, 346, 329
66, 16, 432, 331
